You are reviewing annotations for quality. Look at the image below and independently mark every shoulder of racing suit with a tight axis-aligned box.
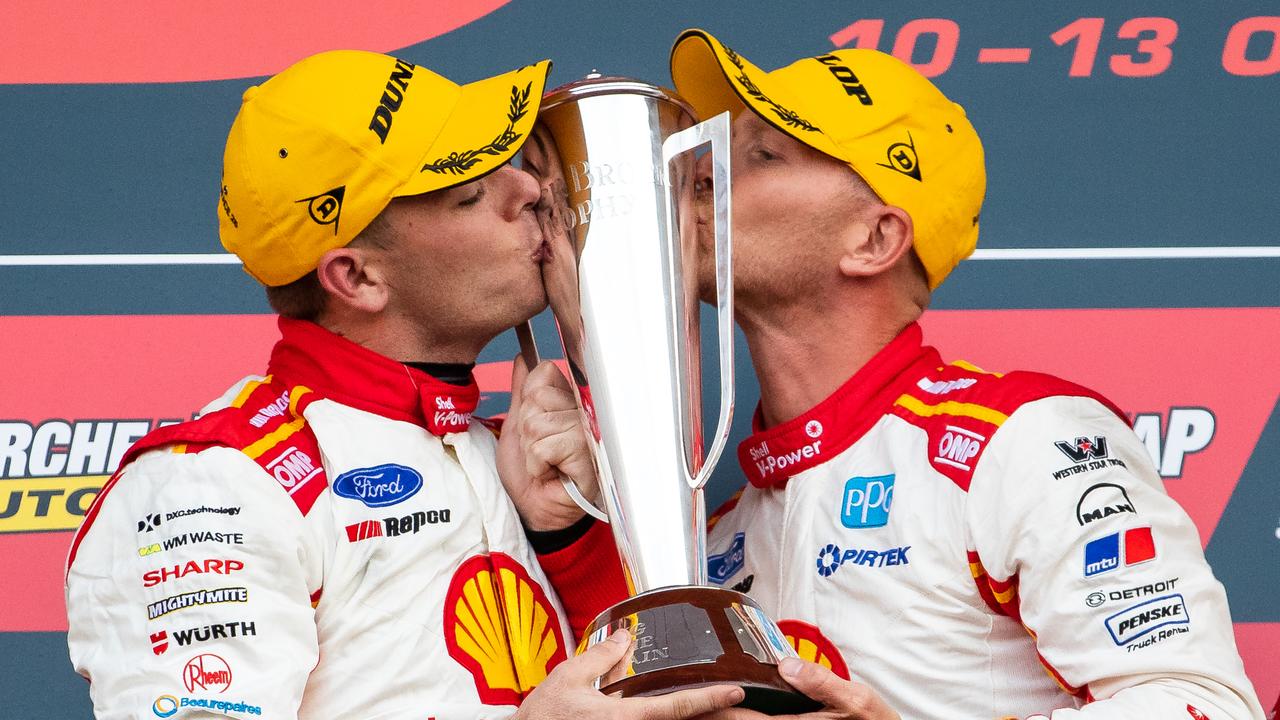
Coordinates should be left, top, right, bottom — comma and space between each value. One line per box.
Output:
66, 375, 326, 575
888, 359, 1128, 492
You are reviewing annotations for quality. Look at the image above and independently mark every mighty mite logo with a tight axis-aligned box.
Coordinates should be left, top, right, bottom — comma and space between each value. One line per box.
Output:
443, 553, 567, 704
0, 418, 187, 533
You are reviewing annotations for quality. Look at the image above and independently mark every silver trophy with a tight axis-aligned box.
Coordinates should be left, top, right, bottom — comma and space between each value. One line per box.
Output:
524, 75, 817, 713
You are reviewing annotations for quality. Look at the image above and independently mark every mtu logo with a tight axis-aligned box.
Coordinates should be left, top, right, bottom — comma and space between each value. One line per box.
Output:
840, 474, 894, 528
333, 464, 423, 508
707, 532, 745, 584
1084, 526, 1156, 577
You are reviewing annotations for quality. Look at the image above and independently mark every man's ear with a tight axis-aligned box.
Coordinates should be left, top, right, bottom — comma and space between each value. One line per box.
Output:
838, 205, 915, 279
315, 246, 389, 315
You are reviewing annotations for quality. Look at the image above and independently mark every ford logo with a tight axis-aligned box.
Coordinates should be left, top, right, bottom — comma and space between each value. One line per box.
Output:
332, 464, 423, 508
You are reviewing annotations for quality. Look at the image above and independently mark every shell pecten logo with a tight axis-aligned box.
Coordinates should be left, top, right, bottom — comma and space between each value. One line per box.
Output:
445, 553, 567, 705
776, 619, 850, 681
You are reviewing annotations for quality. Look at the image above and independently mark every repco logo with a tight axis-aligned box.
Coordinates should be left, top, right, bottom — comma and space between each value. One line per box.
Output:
813, 54, 872, 105
368, 58, 416, 143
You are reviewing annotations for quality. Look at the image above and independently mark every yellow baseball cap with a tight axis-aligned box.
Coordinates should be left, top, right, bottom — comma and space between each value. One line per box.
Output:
218, 50, 551, 286
670, 30, 985, 289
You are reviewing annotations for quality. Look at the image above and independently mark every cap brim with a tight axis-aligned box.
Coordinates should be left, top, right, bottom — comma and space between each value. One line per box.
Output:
397, 59, 552, 196
670, 30, 848, 163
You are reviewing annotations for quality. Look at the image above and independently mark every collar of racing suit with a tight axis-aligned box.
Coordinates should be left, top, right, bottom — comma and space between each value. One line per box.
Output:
267, 316, 480, 436
736, 322, 942, 489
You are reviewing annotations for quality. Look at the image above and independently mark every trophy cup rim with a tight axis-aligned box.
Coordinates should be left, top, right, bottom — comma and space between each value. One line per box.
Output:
540, 73, 696, 117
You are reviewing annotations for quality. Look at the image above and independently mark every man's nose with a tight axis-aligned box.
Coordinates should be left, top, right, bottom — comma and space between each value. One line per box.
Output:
693, 152, 714, 197
501, 164, 541, 218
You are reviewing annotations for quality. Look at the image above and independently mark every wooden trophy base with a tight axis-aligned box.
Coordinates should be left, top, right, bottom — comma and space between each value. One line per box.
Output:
581, 585, 821, 715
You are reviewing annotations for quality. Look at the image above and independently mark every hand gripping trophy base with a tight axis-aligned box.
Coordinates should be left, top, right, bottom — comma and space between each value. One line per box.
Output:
581, 586, 821, 715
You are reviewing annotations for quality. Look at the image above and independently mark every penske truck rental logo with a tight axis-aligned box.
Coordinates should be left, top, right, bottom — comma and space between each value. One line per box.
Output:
0, 418, 186, 533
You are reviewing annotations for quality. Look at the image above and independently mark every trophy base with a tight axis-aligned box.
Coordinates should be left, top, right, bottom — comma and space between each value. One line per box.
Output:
582, 586, 821, 715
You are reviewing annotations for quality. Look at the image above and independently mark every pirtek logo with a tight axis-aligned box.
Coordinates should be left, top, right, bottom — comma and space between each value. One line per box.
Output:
813, 54, 872, 105
143, 559, 245, 588
368, 58, 416, 143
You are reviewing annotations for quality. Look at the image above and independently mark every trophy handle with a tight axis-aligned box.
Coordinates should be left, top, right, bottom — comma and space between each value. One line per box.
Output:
516, 319, 610, 523
661, 112, 734, 491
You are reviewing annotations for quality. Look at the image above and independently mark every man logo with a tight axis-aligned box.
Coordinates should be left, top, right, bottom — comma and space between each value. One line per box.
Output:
296, 185, 346, 235
1076, 483, 1137, 526
877, 133, 922, 181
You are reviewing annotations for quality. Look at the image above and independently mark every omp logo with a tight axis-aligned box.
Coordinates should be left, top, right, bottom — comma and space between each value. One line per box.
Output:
1131, 408, 1216, 478
935, 426, 985, 472
1, 418, 184, 533
264, 445, 321, 491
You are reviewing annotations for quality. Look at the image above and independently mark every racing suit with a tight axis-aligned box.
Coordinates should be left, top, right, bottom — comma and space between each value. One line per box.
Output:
66, 317, 574, 719
555, 322, 1264, 719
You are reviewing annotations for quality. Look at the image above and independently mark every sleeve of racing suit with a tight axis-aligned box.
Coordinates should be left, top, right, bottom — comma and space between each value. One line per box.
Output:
534, 518, 629, 642
965, 395, 1265, 720
67, 446, 319, 719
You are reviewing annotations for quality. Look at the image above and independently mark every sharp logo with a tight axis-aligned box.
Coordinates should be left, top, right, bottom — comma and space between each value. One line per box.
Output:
1131, 408, 1216, 478
1076, 483, 1138, 526
142, 559, 245, 588
368, 58, 416, 143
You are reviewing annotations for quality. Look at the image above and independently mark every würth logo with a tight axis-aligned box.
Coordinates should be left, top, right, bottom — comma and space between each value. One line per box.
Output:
1056, 436, 1109, 463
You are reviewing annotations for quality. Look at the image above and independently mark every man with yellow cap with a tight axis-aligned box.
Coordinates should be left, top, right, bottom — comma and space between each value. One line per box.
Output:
661, 29, 1265, 720
537, 31, 1265, 720
64, 50, 742, 719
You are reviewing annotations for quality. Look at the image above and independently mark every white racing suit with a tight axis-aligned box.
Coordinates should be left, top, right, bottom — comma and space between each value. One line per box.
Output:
701, 322, 1264, 719
66, 317, 572, 719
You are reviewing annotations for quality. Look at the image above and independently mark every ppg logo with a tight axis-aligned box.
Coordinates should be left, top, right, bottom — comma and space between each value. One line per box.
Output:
840, 474, 894, 528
